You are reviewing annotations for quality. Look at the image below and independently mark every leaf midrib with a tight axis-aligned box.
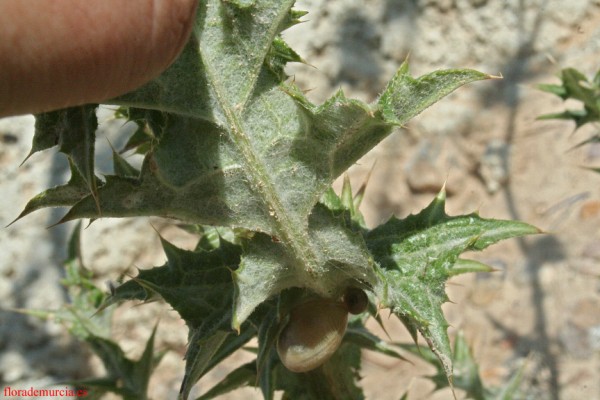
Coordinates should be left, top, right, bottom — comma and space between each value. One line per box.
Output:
201, 3, 320, 276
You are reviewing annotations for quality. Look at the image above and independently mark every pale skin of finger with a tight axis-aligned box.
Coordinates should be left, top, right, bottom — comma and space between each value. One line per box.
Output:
0, 0, 198, 117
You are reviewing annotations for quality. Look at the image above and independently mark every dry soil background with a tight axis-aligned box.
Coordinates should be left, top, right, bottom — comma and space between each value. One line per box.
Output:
1, 1, 600, 399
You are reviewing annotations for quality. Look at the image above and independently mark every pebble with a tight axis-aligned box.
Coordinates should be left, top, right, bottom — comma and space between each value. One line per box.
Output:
478, 139, 510, 194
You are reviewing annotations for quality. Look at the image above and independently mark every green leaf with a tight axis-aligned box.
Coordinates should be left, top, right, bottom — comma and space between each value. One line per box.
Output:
180, 330, 230, 400
102, 234, 253, 400
18, 224, 161, 400
398, 331, 525, 400
195, 362, 257, 400
105, 235, 241, 337
17, 222, 110, 339
20, 1, 512, 397
116, 107, 164, 153
452, 331, 488, 400
255, 303, 280, 398
536, 83, 567, 97
345, 320, 407, 361
493, 360, 526, 400
560, 68, 598, 111
396, 342, 448, 391
368, 190, 539, 387
265, 36, 305, 80
30, 105, 100, 211
71, 326, 164, 400
112, 148, 140, 178
449, 258, 495, 276
9, 159, 103, 226
231, 204, 377, 329
537, 67, 600, 129
378, 61, 491, 126
32, 2, 488, 332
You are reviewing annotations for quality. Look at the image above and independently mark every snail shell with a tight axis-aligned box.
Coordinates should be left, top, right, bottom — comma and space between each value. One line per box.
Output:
276, 288, 368, 373
343, 287, 368, 315
277, 299, 348, 373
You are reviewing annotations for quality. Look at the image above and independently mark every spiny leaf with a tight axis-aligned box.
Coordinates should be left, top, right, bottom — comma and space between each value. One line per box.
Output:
255, 303, 280, 394
536, 83, 566, 97
378, 61, 492, 126
9, 159, 103, 226
345, 320, 407, 361
33, 2, 488, 332
451, 331, 488, 399
18, 224, 160, 400
17, 222, 110, 338
199, 342, 365, 400
71, 326, 164, 400
105, 235, 241, 337
195, 362, 257, 400
180, 330, 231, 400
493, 360, 527, 400
449, 259, 495, 277
397, 332, 525, 400
116, 107, 165, 153
559, 68, 598, 111
537, 67, 600, 129
30, 105, 100, 211
231, 204, 376, 329
368, 190, 539, 387
18, 1, 521, 397
112, 147, 140, 178
101, 234, 250, 400
265, 36, 305, 80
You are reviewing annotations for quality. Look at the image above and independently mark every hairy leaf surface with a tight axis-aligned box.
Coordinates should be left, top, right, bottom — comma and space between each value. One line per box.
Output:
15, 0, 538, 397
367, 190, 539, 382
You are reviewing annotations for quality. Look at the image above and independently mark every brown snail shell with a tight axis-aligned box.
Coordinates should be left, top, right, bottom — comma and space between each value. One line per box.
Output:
276, 288, 368, 373
277, 299, 348, 373
343, 287, 368, 315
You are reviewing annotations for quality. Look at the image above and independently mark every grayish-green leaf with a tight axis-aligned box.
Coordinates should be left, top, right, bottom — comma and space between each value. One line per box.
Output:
30, 105, 100, 210
105, 235, 240, 337
36, 2, 489, 335
368, 190, 539, 387
195, 362, 257, 400
17, 1, 527, 397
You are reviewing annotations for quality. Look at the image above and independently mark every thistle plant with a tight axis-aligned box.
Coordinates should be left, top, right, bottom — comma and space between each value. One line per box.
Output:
12, 1, 538, 398
538, 66, 600, 172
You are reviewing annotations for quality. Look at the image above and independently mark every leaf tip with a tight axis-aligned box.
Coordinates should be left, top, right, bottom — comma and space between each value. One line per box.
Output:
46, 217, 69, 230
19, 150, 35, 167
5, 212, 26, 228
434, 186, 447, 205
232, 316, 241, 334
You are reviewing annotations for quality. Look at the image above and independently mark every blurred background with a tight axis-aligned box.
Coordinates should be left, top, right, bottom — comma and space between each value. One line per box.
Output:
1, 0, 599, 398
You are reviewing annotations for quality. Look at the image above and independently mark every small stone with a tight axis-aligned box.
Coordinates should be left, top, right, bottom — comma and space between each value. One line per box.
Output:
0, 351, 27, 382
579, 200, 600, 219
478, 139, 510, 194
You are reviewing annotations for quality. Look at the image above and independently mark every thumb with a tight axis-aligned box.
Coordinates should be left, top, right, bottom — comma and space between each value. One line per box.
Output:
0, 0, 198, 117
